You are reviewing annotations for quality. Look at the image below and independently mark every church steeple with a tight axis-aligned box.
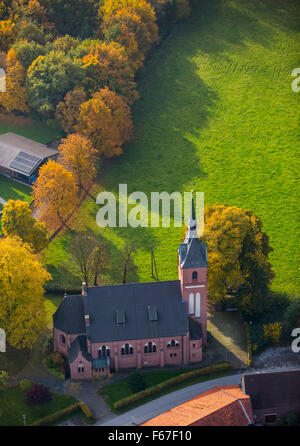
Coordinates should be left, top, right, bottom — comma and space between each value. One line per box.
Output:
184, 190, 198, 243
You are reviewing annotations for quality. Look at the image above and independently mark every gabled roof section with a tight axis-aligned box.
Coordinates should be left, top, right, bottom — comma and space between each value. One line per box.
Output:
83, 280, 188, 343
242, 370, 300, 410
142, 385, 253, 426
179, 238, 207, 269
53, 294, 85, 335
68, 335, 92, 364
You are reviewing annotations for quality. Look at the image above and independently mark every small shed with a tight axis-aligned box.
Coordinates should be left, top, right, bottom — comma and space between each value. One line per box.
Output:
0, 132, 59, 184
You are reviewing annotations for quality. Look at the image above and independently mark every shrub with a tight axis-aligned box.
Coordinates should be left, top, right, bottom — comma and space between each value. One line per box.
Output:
20, 379, 32, 392
113, 362, 231, 410
26, 383, 52, 406
128, 370, 147, 393
79, 401, 93, 418
263, 322, 283, 345
31, 403, 80, 426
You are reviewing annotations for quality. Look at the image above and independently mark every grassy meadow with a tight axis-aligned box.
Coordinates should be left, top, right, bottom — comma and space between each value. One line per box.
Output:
42, 0, 299, 297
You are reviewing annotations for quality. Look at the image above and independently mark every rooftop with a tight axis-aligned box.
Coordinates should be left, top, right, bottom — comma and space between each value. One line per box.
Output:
142, 385, 253, 426
0, 132, 58, 176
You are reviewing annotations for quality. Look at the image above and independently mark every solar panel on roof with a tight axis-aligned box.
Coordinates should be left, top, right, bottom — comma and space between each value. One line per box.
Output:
9, 151, 42, 176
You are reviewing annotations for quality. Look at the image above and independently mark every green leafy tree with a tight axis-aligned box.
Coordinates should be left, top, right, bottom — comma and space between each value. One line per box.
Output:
284, 296, 300, 333
17, 21, 46, 44
13, 40, 46, 69
1, 199, 49, 253
201, 204, 274, 317
27, 50, 84, 116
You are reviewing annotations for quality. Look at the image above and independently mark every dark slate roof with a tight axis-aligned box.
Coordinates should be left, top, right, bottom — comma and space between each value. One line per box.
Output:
68, 335, 92, 364
53, 294, 86, 335
179, 238, 207, 269
242, 370, 300, 410
83, 280, 188, 343
188, 317, 203, 340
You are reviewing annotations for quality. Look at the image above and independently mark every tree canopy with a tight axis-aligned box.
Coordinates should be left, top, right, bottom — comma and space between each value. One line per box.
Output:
0, 237, 51, 349
201, 204, 274, 317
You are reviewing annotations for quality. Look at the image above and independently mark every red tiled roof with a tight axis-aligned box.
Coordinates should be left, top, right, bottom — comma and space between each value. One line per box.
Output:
142, 385, 253, 426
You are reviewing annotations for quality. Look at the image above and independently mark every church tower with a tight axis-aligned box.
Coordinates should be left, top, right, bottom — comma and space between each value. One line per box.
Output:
178, 193, 208, 346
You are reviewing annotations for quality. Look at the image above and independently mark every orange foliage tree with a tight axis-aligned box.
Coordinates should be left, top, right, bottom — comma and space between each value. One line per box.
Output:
56, 88, 86, 133
0, 48, 29, 112
32, 160, 79, 230
100, 0, 159, 57
58, 133, 98, 194
80, 40, 138, 104
76, 87, 133, 158
0, 18, 15, 51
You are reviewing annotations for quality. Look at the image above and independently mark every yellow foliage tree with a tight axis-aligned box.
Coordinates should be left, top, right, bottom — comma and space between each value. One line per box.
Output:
100, 0, 159, 56
81, 40, 138, 104
1, 199, 48, 253
0, 237, 51, 349
0, 48, 29, 112
58, 133, 98, 194
201, 204, 274, 316
77, 87, 133, 158
0, 18, 15, 51
32, 160, 79, 230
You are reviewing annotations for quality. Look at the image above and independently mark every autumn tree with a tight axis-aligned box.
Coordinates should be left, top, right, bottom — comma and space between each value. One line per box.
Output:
201, 204, 274, 317
32, 160, 79, 230
77, 87, 133, 158
0, 237, 51, 349
0, 18, 15, 51
80, 41, 138, 104
58, 133, 97, 194
1, 199, 49, 253
55, 88, 86, 133
0, 48, 29, 112
27, 50, 84, 116
100, 0, 159, 57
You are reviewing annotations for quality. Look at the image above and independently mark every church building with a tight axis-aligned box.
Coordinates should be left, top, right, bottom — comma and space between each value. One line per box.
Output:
53, 196, 208, 379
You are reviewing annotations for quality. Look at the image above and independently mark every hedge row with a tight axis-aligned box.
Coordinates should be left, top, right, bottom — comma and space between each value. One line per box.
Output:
113, 362, 232, 410
31, 403, 80, 426
42, 358, 65, 380
31, 400, 94, 426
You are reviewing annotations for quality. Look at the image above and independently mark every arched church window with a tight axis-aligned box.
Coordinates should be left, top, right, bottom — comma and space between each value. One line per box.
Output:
167, 339, 179, 348
98, 346, 110, 358
144, 342, 156, 353
121, 344, 133, 355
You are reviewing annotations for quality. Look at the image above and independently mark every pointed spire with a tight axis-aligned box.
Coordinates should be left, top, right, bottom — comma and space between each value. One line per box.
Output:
184, 190, 198, 243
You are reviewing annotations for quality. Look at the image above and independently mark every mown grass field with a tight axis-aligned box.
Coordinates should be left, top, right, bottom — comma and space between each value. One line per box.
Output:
44, 0, 300, 297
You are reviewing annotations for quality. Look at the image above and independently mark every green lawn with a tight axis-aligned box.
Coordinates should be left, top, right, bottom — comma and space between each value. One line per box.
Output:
44, 0, 300, 297
99, 367, 231, 413
0, 385, 76, 426
0, 116, 61, 145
